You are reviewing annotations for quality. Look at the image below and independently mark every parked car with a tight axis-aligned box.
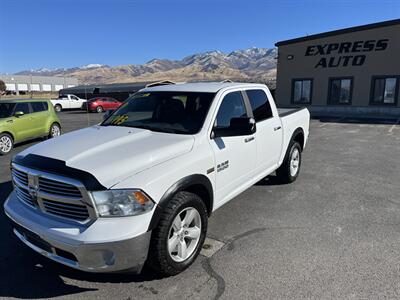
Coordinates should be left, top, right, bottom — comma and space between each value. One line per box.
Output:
82, 97, 122, 113
4, 82, 310, 276
50, 94, 87, 112
0, 99, 61, 155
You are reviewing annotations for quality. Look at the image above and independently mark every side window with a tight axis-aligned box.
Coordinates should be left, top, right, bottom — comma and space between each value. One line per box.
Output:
14, 103, 30, 114
215, 91, 247, 128
31, 102, 46, 112
246, 89, 273, 122
71, 95, 79, 100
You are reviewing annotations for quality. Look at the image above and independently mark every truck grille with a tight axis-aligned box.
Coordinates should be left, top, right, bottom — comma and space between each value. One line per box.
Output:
11, 164, 94, 222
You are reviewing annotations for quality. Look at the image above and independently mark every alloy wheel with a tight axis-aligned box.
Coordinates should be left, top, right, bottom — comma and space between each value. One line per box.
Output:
168, 207, 202, 262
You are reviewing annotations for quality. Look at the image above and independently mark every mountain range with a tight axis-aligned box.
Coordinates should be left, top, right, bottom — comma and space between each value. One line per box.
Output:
15, 47, 277, 86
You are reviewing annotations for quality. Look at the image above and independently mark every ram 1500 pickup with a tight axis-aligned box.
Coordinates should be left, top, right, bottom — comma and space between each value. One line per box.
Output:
4, 82, 310, 276
51, 94, 87, 112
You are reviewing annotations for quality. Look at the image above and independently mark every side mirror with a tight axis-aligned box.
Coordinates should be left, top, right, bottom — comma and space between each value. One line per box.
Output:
14, 111, 24, 117
212, 117, 256, 138
103, 110, 115, 120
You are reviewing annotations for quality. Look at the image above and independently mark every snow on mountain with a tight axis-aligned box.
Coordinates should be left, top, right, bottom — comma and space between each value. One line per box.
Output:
14, 47, 277, 84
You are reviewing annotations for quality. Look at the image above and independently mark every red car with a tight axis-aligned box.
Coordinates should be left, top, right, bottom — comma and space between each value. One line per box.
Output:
83, 97, 123, 113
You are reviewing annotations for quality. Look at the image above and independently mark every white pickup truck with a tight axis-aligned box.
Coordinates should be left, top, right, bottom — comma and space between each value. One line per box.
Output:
5, 82, 310, 276
50, 94, 87, 112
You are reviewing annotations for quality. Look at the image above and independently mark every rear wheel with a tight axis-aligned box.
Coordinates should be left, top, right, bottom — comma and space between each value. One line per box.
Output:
96, 106, 104, 113
276, 141, 302, 183
54, 105, 62, 113
148, 191, 208, 276
0, 133, 13, 155
49, 123, 61, 138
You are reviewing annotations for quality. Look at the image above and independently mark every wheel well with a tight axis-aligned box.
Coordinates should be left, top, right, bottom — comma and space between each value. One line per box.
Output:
292, 129, 304, 151
54, 103, 61, 107
184, 184, 213, 216
1, 131, 14, 142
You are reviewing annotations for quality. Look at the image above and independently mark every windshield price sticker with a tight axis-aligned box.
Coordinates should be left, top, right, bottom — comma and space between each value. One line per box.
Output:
111, 115, 129, 125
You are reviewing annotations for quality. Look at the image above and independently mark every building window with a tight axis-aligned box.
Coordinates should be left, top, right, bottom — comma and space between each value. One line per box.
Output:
370, 76, 399, 105
328, 78, 353, 105
292, 79, 312, 104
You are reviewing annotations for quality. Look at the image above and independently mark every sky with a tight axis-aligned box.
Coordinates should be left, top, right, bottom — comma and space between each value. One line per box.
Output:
0, 0, 399, 73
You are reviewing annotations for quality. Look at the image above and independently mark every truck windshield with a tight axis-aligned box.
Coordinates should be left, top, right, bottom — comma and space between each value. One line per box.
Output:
0, 103, 16, 118
101, 91, 215, 134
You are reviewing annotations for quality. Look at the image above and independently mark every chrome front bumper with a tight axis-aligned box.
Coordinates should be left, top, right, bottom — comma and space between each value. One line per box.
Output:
4, 191, 152, 273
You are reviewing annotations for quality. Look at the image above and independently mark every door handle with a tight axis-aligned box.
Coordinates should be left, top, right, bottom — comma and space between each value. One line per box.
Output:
244, 136, 255, 143
274, 126, 282, 131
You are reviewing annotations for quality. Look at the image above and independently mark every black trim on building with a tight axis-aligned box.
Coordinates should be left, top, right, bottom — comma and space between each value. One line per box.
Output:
275, 19, 400, 46
327, 77, 354, 106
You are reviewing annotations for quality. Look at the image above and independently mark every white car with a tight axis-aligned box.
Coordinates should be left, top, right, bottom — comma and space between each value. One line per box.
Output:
50, 94, 87, 112
5, 82, 310, 276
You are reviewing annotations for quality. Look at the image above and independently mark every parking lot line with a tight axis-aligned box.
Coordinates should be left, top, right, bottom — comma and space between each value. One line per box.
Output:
388, 118, 400, 133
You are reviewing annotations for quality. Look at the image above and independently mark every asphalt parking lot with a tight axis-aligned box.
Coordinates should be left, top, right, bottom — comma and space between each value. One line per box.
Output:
0, 111, 400, 299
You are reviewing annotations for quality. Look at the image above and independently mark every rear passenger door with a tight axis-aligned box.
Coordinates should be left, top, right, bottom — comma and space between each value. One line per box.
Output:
245, 89, 283, 173
30, 102, 49, 137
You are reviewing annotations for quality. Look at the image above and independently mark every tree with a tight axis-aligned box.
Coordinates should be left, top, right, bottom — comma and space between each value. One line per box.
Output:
0, 79, 6, 95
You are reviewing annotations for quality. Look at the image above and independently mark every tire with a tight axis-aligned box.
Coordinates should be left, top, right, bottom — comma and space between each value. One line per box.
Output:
0, 133, 14, 155
54, 105, 62, 113
48, 123, 61, 139
148, 191, 208, 276
276, 141, 302, 184
96, 106, 103, 113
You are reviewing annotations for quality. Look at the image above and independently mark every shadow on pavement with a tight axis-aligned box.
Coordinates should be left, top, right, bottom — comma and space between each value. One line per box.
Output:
0, 181, 162, 299
255, 175, 288, 186
312, 115, 400, 125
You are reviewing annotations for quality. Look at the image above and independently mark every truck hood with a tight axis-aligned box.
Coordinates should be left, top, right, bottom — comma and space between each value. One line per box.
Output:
17, 125, 195, 188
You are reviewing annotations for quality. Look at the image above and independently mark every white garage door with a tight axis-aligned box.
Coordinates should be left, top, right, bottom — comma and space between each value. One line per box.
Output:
17, 84, 28, 91
30, 84, 40, 91
6, 83, 16, 91
42, 84, 52, 91
54, 84, 64, 91
67, 85, 76, 88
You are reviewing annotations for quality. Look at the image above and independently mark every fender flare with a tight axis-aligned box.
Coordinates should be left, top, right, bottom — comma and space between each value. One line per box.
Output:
147, 174, 214, 231
282, 127, 305, 162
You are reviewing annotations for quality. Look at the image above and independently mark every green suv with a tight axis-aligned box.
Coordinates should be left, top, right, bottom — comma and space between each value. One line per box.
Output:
0, 99, 61, 155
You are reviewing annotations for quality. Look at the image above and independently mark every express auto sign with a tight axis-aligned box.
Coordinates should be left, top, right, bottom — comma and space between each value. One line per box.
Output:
305, 39, 389, 68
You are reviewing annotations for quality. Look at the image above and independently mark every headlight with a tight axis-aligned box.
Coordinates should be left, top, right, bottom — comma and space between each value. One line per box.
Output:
91, 189, 155, 217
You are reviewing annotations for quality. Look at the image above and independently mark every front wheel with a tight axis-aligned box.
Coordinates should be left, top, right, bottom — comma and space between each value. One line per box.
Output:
49, 123, 61, 138
0, 133, 14, 155
276, 141, 302, 183
148, 191, 208, 276
96, 106, 103, 113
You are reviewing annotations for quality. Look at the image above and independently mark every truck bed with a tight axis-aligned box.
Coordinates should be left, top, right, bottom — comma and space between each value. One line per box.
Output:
278, 108, 307, 118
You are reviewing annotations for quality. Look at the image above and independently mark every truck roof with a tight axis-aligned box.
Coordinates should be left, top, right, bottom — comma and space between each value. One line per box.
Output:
140, 82, 267, 93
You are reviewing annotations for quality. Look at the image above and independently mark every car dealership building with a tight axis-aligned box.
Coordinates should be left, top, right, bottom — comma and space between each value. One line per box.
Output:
275, 19, 400, 117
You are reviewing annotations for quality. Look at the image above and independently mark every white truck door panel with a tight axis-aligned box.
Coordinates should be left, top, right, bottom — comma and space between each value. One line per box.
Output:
254, 118, 282, 172
210, 91, 257, 206
69, 95, 80, 109
245, 89, 283, 173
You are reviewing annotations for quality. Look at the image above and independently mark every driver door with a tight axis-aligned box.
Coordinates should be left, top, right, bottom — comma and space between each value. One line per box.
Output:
209, 91, 257, 207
